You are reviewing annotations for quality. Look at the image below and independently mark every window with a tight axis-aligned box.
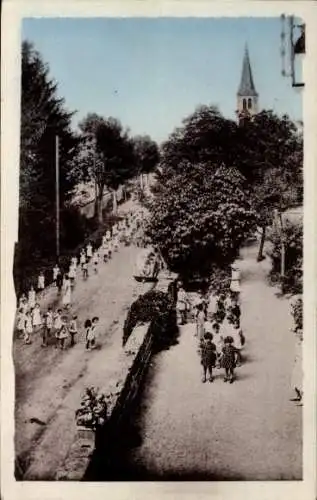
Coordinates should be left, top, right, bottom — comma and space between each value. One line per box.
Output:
242, 99, 247, 110
248, 98, 252, 109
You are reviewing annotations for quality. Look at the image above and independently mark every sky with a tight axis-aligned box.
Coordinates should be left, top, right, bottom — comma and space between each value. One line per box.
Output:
22, 17, 303, 143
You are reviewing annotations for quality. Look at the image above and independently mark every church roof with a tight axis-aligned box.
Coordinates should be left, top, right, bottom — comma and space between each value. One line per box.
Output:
237, 45, 258, 97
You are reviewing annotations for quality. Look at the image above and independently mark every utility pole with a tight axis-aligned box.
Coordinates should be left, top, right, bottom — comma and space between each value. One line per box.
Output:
55, 135, 60, 258
278, 211, 286, 279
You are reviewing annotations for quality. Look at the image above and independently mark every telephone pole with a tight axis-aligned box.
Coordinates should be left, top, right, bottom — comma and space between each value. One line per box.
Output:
55, 135, 60, 258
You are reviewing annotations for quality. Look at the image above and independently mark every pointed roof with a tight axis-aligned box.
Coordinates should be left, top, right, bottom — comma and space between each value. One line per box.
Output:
237, 45, 258, 97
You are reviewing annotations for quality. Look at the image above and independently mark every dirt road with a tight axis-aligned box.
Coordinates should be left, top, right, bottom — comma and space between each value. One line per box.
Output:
14, 224, 153, 479
118, 243, 302, 480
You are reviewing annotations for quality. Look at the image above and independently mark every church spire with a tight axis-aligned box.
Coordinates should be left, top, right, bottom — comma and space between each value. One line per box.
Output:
237, 44, 258, 97
236, 44, 259, 123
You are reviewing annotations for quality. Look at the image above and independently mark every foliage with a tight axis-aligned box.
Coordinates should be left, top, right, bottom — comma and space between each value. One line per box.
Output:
18, 41, 80, 288
267, 220, 303, 294
133, 135, 160, 175
123, 289, 178, 352
71, 113, 137, 220
146, 161, 257, 279
291, 297, 303, 333
75, 386, 107, 429
161, 105, 238, 175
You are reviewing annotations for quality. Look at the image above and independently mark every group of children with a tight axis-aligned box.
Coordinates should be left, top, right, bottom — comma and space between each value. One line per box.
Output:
176, 269, 245, 384
16, 208, 146, 349
16, 297, 79, 349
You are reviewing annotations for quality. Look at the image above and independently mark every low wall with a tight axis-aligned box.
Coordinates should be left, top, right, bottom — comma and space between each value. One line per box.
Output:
55, 270, 177, 481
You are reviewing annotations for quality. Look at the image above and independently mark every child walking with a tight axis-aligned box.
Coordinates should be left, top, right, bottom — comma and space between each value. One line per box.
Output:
69, 315, 78, 347
199, 332, 217, 383
57, 317, 69, 350
86, 317, 99, 350
42, 307, 53, 347
195, 303, 206, 341
220, 336, 242, 383
54, 309, 63, 348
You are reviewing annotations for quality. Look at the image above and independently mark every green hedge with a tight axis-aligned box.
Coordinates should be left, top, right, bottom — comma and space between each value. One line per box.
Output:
123, 289, 178, 353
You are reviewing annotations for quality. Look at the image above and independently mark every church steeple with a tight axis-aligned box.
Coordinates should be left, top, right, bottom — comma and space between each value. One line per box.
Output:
237, 45, 259, 123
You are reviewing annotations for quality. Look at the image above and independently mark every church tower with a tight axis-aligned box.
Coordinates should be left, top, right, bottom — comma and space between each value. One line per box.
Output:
237, 45, 259, 124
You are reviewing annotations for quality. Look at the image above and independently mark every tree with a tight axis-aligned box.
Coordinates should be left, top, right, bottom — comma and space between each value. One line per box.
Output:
146, 161, 257, 280
133, 135, 160, 190
19, 41, 79, 266
161, 105, 238, 176
239, 111, 303, 260
73, 114, 136, 220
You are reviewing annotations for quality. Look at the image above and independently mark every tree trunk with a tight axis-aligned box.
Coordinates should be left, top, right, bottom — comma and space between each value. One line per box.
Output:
257, 226, 266, 261
112, 190, 118, 215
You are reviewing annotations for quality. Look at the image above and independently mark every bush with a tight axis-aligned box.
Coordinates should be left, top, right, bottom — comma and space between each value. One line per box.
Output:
123, 289, 178, 352
291, 297, 303, 333
267, 220, 303, 295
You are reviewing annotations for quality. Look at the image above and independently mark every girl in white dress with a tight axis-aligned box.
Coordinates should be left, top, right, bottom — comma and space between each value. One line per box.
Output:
68, 264, 76, 287
86, 243, 93, 261
32, 303, 42, 329
80, 251, 86, 268
71, 256, 78, 269
62, 275, 71, 309
53, 264, 60, 284
37, 272, 45, 291
28, 286, 36, 311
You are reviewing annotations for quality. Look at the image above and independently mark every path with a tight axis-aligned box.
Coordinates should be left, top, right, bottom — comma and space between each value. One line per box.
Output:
14, 204, 153, 479
119, 243, 302, 480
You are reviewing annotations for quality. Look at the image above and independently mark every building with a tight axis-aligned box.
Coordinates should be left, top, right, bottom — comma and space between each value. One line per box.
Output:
236, 45, 259, 124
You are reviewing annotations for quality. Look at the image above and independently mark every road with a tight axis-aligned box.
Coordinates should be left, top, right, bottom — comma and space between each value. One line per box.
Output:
14, 202, 153, 480
115, 243, 302, 480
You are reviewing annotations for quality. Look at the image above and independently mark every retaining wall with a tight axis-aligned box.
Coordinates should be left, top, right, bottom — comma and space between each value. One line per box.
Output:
55, 270, 177, 481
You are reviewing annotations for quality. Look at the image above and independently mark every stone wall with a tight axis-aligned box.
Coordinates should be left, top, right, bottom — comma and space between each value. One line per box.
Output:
56, 270, 177, 481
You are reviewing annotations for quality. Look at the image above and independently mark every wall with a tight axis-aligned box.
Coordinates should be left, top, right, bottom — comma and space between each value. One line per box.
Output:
55, 270, 177, 481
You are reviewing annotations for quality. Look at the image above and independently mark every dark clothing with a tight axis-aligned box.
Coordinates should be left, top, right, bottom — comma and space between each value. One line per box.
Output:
56, 274, 63, 291
200, 340, 217, 367
221, 344, 239, 370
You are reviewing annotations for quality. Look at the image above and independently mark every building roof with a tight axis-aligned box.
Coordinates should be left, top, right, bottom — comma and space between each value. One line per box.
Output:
237, 45, 258, 97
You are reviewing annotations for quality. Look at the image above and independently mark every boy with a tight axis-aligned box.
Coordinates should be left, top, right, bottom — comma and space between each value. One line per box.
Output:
199, 332, 217, 383
42, 307, 53, 347
69, 315, 78, 347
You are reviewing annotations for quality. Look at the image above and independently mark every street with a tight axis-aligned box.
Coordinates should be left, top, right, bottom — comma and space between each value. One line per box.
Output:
14, 226, 153, 480
118, 243, 302, 480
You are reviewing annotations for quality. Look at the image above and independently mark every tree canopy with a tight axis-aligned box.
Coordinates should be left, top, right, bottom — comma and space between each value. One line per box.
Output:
72, 113, 137, 219
19, 41, 79, 259
146, 161, 257, 279
146, 104, 302, 280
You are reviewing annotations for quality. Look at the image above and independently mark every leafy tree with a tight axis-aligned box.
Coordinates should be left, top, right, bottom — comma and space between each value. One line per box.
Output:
19, 41, 79, 271
161, 105, 238, 175
267, 220, 302, 295
133, 135, 160, 190
240, 111, 303, 260
72, 114, 136, 220
146, 161, 257, 280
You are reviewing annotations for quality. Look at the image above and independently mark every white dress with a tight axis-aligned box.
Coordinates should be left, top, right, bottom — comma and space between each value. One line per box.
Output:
38, 275, 45, 289
32, 307, 42, 327
87, 245, 93, 258
28, 290, 36, 309
68, 266, 76, 279
25, 316, 33, 334
53, 267, 59, 281
54, 314, 62, 330
230, 269, 241, 293
62, 281, 71, 306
